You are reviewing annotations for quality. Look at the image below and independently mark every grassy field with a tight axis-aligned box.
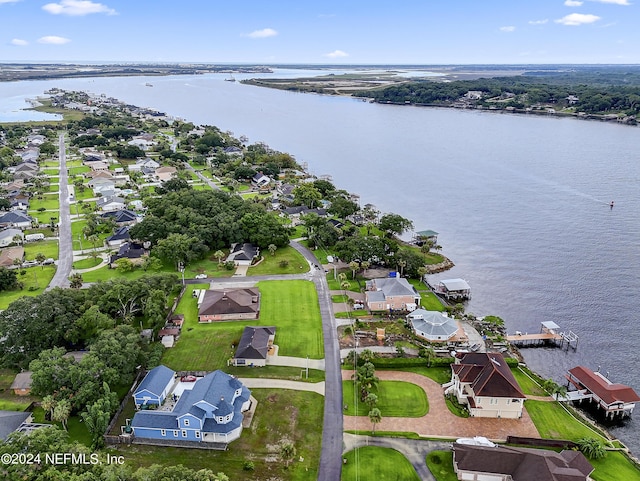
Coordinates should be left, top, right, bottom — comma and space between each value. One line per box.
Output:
29, 196, 60, 211
72, 257, 104, 269
512, 367, 547, 396
591, 451, 640, 481
426, 451, 458, 481
387, 367, 452, 385
0, 266, 57, 309
248, 247, 310, 275
23, 240, 59, 260
525, 400, 607, 441
162, 280, 324, 371
68, 166, 90, 175
342, 446, 420, 481
408, 278, 445, 312
0, 369, 38, 410
117, 389, 323, 481
343, 380, 429, 417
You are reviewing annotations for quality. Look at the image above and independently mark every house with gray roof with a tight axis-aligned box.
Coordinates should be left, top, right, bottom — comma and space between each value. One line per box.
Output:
0, 411, 32, 440
226, 243, 259, 266
133, 365, 176, 409
232, 326, 275, 367
365, 277, 421, 312
197, 287, 260, 322
130, 368, 251, 445
453, 443, 594, 481
0, 229, 24, 248
406, 309, 459, 341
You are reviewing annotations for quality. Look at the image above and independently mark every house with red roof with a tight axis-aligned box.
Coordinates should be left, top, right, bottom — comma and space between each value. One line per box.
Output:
566, 366, 640, 420
448, 352, 526, 418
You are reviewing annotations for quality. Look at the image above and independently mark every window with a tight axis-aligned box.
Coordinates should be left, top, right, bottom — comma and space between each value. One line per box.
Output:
195, 431, 200, 438
236, 359, 245, 365
183, 419, 190, 426
161, 429, 166, 436
182, 430, 187, 437
173, 430, 178, 437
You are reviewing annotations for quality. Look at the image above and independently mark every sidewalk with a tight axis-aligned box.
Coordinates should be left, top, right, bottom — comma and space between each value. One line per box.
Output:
238, 378, 325, 395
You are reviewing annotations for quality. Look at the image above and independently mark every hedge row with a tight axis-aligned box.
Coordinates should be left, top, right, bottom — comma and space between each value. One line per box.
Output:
371, 357, 455, 368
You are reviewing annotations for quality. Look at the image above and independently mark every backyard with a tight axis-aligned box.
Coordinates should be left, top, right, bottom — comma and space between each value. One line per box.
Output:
342, 446, 420, 481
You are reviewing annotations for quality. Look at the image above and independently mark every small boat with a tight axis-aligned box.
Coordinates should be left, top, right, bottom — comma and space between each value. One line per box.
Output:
225, 75, 236, 82
145, 82, 153, 87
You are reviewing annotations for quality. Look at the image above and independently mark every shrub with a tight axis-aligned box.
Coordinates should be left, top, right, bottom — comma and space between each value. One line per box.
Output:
243, 460, 255, 471
279, 260, 289, 268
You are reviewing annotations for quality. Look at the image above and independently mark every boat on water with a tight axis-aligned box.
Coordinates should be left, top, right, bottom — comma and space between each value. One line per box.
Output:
225, 75, 236, 82
145, 82, 153, 87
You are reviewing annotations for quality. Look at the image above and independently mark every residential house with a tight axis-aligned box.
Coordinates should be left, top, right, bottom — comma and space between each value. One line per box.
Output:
97, 196, 126, 212
448, 352, 526, 418
10, 371, 32, 396
12, 163, 39, 181
197, 288, 261, 322
85, 170, 114, 181
109, 242, 148, 267
223, 146, 242, 156
281, 206, 327, 226
231, 326, 276, 367
133, 365, 176, 409
251, 172, 271, 189
15, 148, 39, 163
0, 229, 24, 248
0, 411, 33, 441
27, 134, 46, 146
89, 161, 109, 172
406, 309, 459, 342
0, 246, 24, 267
128, 137, 156, 150
130, 369, 251, 445
226, 243, 259, 266
80, 149, 106, 162
453, 443, 594, 481
128, 158, 160, 173
566, 366, 640, 419
0, 211, 33, 229
364, 277, 421, 312
9, 197, 29, 211
100, 209, 139, 225
155, 166, 178, 182
106, 226, 131, 247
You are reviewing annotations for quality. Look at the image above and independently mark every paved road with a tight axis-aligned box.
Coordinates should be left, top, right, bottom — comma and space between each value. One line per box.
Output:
289, 240, 344, 481
343, 433, 451, 481
182, 161, 220, 190
47, 133, 72, 289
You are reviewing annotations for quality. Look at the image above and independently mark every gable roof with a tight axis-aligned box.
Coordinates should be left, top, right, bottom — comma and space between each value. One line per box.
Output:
234, 326, 275, 360
10, 371, 32, 390
366, 277, 419, 298
0, 246, 24, 267
0, 211, 32, 224
453, 352, 525, 399
0, 411, 31, 440
107, 226, 131, 243
227, 243, 258, 262
568, 366, 640, 405
198, 288, 260, 317
135, 365, 175, 397
100, 209, 137, 224
454, 443, 594, 481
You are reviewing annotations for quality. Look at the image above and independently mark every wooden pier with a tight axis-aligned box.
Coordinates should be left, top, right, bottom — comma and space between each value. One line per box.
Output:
506, 321, 578, 350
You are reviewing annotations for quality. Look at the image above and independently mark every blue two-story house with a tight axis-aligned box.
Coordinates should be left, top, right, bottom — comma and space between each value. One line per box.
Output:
133, 365, 176, 409
130, 368, 251, 445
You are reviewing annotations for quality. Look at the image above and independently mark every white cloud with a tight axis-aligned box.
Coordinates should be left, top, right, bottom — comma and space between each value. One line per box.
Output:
38, 36, 71, 44
500, 26, 516, 32
564, 0, 584, 6
555, 13, 601, 25
42, 0, 116, 16
528, 19, 549, 25
323, 50, 349, 58
246, 28, 278, 39
10, 38, 28, 46
589, 0, 630, 4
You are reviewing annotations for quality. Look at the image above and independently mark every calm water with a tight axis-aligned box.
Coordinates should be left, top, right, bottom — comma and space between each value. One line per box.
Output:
2, 72, 639, 452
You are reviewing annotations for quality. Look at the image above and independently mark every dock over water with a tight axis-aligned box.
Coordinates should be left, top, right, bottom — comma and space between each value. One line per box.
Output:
506, 321, 578, 350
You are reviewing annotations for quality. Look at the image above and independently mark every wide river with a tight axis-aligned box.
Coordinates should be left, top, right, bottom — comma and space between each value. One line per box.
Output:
2, 69, 639, 453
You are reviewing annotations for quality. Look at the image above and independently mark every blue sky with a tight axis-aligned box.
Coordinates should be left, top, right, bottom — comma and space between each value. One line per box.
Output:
0, 0, 638, 64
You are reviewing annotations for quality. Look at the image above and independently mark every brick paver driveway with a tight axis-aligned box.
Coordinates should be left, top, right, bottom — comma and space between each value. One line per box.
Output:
342, 370, 540, 440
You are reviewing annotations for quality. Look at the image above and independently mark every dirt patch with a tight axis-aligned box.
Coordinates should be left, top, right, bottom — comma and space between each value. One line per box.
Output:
266, 393, 278, 403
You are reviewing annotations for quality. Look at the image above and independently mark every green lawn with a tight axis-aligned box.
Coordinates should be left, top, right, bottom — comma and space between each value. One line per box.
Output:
0, 266, 57, 309
248, 246, 310, 275
408, 278, 445, 311
590, 451, 640, 481
29, 196, 59, 212
29, 211, 59, 225
72, 257, 103, 269
426, 451, 458, 481
74, 188, 95, 201
512, 367, 546, 396
68, 166, 90, 175
342, 447, 420, 481
388, 367, 452, 385
162, 280, 324, 371
327, 273, 362, 292
525, 400, 607, 441
118, 389, 323, 481
23, 240, 59, 260
343, 380, 428, 417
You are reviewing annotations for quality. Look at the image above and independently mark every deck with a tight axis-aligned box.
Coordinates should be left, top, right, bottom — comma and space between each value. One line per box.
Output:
506, 321, 579, 350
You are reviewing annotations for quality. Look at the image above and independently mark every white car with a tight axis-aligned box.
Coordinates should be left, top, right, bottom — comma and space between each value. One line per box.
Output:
195, 274, 208, 279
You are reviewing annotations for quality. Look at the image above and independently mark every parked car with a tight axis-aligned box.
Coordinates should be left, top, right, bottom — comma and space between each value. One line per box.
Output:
22, 260, 38, 267
195, 273, 208, 279
43, 258, 55, 265
180, 375, 197, 382
353, 302, 365, 310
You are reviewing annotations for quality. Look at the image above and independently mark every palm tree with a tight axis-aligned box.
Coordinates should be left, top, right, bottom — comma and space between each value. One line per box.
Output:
12, 234, 23, 246
52, 399, 71, 431
349, 261, 359, 280
69, 272, 83, 288
364, 392, 378, 410
41, 395, 55, 421
268, 244, 277, 256
397, 259, 407, 277
35, 252, 46, 270
360, 260, 370, 277
214, 250, 225, 265
576, 437, 607, 459
368, 408, 382, 434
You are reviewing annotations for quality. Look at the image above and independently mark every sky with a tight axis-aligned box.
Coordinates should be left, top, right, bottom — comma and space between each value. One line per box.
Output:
0, 0, 639, 64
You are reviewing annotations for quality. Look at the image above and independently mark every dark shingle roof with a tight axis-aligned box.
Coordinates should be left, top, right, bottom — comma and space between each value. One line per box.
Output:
454, 353, 525, 399
198, 288, 260, 317
234, 326, 275, 360
0, 411, 30, 440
